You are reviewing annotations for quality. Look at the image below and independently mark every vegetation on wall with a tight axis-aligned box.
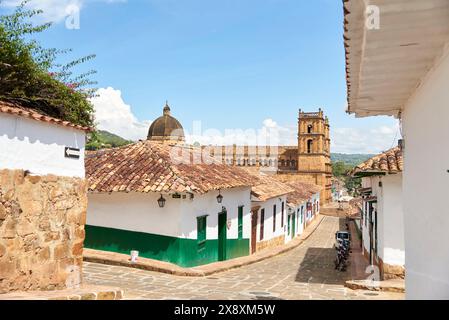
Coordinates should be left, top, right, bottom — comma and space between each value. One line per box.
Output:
0, 0, 96, 127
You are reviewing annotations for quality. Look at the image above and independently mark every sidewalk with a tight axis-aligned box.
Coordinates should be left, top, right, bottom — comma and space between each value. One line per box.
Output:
348, 218, 370, 280
0, 285, 124, 300
84, 214, 325, 277
345, 220, 405, 293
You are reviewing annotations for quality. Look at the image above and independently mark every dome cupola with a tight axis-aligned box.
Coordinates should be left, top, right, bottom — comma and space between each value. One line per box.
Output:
147, 102, 185, 143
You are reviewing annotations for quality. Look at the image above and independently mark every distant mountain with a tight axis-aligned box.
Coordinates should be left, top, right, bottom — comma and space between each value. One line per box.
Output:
86, 130, 133, 150
331, 153, 375, 167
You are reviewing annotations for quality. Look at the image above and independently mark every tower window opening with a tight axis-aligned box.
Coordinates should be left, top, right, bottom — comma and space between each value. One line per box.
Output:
307, 140, 313, 154
307, 124, 313, 134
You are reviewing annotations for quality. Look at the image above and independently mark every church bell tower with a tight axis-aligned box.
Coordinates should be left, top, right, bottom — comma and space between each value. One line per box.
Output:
297, 108, 332, 204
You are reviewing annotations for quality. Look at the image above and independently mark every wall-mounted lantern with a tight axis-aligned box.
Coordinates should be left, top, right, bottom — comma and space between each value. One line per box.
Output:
398, 139, 405, 151
216, 190, 223, 204
158, 194, 166, 208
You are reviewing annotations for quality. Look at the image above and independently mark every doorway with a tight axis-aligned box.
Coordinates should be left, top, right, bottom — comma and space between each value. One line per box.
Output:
292, 213, 296, 238
251, 209, 258, 254
218, 209, 227, 261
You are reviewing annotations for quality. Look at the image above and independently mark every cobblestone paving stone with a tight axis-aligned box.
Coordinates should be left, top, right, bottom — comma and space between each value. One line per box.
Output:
83, 216, 404, 300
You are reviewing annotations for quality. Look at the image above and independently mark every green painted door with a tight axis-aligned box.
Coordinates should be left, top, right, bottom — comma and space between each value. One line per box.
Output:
292, 213, 296, 238
218, 210, 227, 261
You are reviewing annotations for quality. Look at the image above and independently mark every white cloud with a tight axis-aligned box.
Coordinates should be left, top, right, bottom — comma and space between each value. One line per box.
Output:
331, 123, 400, 154
90, 87, 150, 141
0, 0, 125, 23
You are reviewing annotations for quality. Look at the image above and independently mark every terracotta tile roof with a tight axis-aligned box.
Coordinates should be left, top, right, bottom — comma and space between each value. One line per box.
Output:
86, 141, 257, 194
240, 168, 294, 202
351, 147, 403, 177
282, 180, 321, 207
0, 101, 91, 132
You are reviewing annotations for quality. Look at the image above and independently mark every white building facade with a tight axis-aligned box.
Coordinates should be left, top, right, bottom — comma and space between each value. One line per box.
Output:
353, 148, 405, 280
87, 187, 252, 267
344, 0, 449, 298
85, 141, 256, 267
0, 106, 86, 177
0, 102, 89, 293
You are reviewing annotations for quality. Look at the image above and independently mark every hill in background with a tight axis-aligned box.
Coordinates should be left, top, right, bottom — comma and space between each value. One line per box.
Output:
86, 130, 133, 150
331, 153, 374, 167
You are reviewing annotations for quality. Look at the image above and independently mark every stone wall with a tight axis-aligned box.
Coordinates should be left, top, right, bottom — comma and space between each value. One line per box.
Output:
256, 235, 285, 252
0, 169, 87, 294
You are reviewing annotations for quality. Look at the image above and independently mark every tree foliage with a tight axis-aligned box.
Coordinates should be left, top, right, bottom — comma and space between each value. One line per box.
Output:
0, 0, 96, 127
332, 161, 362, 196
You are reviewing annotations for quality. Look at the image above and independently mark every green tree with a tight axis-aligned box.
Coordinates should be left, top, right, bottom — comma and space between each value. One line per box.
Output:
332, 161, 352, 177
345, 176, 362, 196
0, 0, 96, 127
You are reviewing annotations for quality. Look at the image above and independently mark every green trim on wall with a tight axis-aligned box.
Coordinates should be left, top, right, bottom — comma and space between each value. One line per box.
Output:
85, 225, 250, 268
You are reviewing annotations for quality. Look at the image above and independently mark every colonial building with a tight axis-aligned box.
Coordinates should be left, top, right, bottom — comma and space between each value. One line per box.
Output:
85, 107, 257, 267
351, 147, 405, 280
283, 180, 321, 242
85, 104, 325, 267
0, 101, 89, 293
344, 0, 449, 299
203, 109, 332, 204
242, 168, 293, 253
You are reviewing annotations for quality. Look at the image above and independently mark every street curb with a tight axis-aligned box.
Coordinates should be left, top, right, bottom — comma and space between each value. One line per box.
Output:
83, 215, 326, 277
345, 280, 405, 293
0, 285, 124, 300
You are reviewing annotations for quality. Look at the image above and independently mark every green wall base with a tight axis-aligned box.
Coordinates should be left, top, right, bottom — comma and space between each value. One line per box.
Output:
85, 225, 250, 268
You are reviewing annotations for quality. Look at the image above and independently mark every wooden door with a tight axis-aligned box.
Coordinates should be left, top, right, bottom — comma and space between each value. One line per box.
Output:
251, 210, 258, 254
218, 210, 227, 261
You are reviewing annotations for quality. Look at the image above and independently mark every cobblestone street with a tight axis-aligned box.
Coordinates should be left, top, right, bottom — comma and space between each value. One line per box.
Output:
83, 216, 404, 300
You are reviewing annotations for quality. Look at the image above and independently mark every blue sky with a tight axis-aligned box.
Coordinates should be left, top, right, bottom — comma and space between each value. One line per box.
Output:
0, 0, 399, 153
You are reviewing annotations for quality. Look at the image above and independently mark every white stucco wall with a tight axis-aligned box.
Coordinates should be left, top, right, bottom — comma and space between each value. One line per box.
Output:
381, 173, 404, 267
180, 187, 252, 240
87, 192, 183, 237
0, 113, 86, 178
282, 192, 320, 243
87, 187, 252, 241
360, 174, 404, 268
402, 46, 449, 299
297, 204, 306, 235
253, 196, 287, 243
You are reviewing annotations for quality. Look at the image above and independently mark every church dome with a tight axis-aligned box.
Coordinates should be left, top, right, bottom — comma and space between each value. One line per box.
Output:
147, 102, 185, 142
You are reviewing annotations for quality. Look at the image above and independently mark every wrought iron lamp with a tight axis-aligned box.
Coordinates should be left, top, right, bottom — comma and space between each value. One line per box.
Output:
216, 190, 223, 204
158, 194, 166, 208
